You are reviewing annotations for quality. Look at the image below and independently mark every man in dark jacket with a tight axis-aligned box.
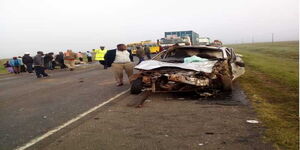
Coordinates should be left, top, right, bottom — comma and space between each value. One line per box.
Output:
44, 52, 54, 70
33, 51, 49, 78
105, 44, 134, 86
136, 46, 145, 64
55, 52, 66, 69
144, 45, 151, 59
22, 52, 33, 73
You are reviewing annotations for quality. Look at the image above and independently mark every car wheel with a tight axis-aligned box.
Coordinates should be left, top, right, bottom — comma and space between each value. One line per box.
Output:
131, 78, 143, 94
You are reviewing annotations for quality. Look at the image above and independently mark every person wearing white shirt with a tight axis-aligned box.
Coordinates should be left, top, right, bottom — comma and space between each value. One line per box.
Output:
105, 44, 134, 86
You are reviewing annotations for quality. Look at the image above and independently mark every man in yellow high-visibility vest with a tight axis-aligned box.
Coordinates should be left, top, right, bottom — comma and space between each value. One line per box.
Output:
94, 46, 108, 69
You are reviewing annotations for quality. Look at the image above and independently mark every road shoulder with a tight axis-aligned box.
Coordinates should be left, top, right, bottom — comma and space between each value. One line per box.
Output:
32, 90, 274, 150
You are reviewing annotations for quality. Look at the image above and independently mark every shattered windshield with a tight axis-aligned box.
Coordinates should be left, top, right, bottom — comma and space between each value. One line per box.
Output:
162, 48, 224, 63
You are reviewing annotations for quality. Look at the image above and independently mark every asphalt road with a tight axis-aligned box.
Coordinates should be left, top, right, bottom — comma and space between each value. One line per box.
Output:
0, 58, 273, 150
0, 65, 129, 150
37, 84, 273, 150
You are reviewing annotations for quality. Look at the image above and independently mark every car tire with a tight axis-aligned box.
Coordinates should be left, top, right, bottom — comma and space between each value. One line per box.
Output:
131, 78, 143, 94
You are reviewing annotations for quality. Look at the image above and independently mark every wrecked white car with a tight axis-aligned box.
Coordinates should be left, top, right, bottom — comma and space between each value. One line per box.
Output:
130, 46, 245, 94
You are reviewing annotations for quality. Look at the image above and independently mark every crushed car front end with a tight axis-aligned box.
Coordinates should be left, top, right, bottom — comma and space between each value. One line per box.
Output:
130, 46, 244, 94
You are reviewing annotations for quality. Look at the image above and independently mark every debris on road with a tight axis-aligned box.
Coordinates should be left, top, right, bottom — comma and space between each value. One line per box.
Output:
145, 99, 151, 103
127, 91, 150, 108
199, 92, 213, 97
205, 132, 214, 135
198, 143, 204, 146
246, 120, 259, 124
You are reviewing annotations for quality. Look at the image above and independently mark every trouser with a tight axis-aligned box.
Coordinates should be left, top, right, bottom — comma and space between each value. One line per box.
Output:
99, 60, 107, 69
25, 63, 33, 73
47, 61, 53, 70
35, 66, 48, 77
13, 66, 20, 74
137, 57, 144, 64
58, 60, 66, 69
6, 67, 14, 73
20, 65, 26, 72
87, 57, 92, 62
111, 62, 134, 84
64, 60, 75, 69
146, 53, 151, 59
52, 61, 57, 69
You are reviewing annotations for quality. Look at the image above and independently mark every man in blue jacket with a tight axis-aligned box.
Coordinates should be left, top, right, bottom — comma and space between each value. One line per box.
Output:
105, 44, 134, 86
9, 57, 22, 74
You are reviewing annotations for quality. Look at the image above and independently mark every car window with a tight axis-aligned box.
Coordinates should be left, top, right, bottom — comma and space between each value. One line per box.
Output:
165, 48, 224, 60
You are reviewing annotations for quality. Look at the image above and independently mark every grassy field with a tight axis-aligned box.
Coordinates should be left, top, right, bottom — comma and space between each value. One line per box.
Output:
227, 41, 299, 150
0, 59, 9, 74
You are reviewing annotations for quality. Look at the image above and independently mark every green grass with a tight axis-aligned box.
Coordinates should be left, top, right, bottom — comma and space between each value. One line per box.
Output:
0, 59, 9, 74
227, 41, 299, 150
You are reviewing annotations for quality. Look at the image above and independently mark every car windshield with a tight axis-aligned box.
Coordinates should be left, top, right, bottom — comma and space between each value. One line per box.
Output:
162, 47, 224, 63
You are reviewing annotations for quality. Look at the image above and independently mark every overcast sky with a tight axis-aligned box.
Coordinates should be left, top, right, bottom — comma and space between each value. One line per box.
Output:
0, 0, 298, 58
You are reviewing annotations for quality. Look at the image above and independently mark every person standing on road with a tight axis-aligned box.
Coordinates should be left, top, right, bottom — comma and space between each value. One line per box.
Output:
22, 52, 34, 73
77, 52, 83, 62
86, 51, 93, 63
64, 49, 77, 71
55, 52, 66, 69
9, 57, 22, 74
33, 51, 49, 78
144, 45, 151, 59
44, 52, 54, 70
18, 56, 26, 72
94, 46, 108, 69
136, 46, 145, 64
105, 44, 134, 86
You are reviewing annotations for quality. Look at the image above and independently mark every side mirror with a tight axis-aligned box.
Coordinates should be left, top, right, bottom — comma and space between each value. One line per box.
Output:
235, 61, 245, 67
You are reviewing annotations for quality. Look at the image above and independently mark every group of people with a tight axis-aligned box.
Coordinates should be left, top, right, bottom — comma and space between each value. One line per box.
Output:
135, 45, 152, 64
3, 50, 94, 78
3, 44, 155, 86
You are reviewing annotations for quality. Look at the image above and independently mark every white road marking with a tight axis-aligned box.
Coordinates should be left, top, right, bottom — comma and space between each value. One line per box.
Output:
15, 89, 130, 150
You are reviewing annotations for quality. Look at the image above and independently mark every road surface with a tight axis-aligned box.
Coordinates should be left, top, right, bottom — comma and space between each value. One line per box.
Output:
0, 62, 273, 150
0, 64, 129, 150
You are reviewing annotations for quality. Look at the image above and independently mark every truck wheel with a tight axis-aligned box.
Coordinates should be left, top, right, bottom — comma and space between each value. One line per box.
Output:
131, 78, 143, 94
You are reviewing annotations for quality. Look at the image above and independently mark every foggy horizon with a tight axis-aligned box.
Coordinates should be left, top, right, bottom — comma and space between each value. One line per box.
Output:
0, 0, 298, 58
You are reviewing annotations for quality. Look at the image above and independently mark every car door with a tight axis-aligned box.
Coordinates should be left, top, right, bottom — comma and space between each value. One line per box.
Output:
227, 48, 245, 80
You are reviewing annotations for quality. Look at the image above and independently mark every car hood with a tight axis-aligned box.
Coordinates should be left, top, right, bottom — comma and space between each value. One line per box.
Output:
134, 60, 218, 73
